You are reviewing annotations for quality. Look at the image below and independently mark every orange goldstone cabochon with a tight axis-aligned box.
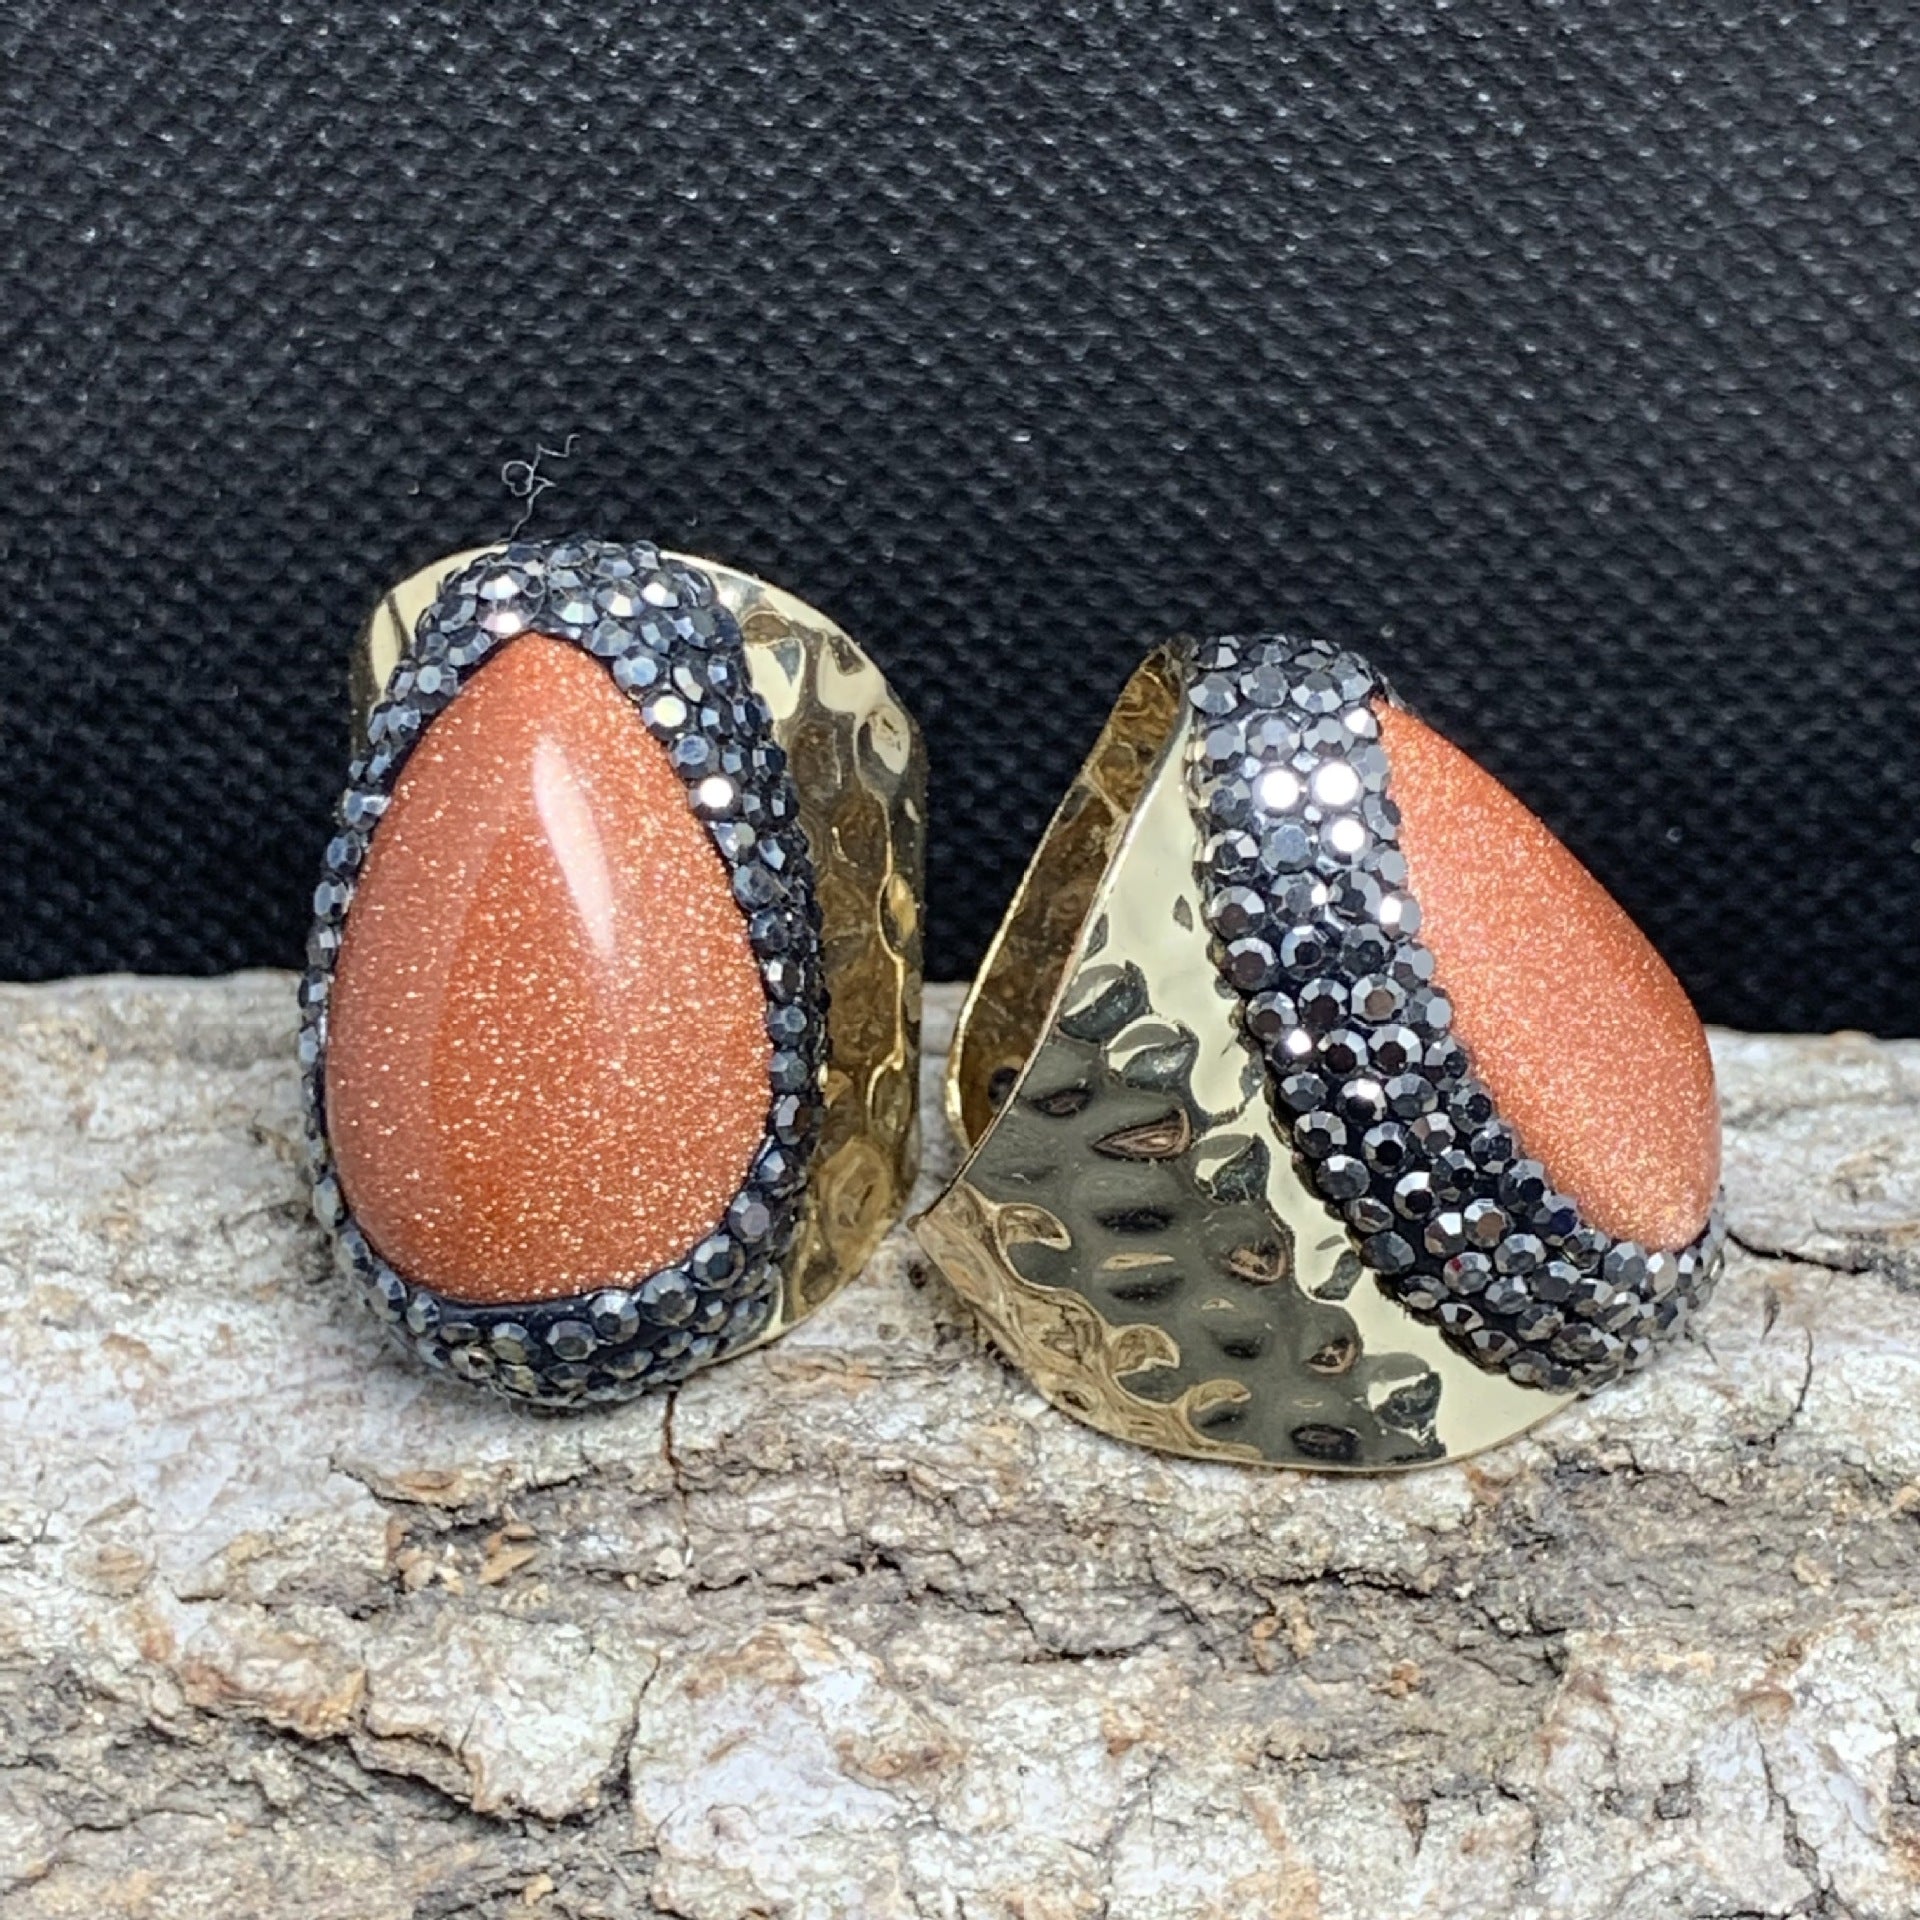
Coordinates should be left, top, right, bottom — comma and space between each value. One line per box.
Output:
1375, 703, 1719, 1251
326, 633, 772, 1307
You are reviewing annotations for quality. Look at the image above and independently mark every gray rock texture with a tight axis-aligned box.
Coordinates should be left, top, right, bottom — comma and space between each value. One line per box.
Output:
2, 974, 1918, 1918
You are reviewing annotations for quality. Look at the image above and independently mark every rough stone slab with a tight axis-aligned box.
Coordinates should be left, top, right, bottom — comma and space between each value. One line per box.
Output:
1, 976, 1919, 1918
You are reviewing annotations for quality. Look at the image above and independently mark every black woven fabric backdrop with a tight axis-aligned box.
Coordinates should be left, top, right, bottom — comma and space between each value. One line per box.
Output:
4, 2, 1917, 1032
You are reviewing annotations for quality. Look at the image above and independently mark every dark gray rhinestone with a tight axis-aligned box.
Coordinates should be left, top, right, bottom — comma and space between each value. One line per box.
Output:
1350, 973, 1405, 1022
1496, 1233, 1546, 1277
1346, 1194, 1395, 1235
770, 1050, 815, 1094
1409, 1112, 1458, 1157
1483, 1272, 1530, 1316
489, 1322, 535, 1366
1336, 1076, 1388, 1126
403, 1293, 440, 1338
640, 1268, 697, 1326
311, 1173, 346, 1232
1393, 1170, 1439, 1221
1604, 1243, 1650, 1291
671, 733, 718, 779
1208, 886, 1269, 942
1191, 637, 1242, 674
447, 1345, 498, 1382
312, 877, 352, 922
1362, 1230, 1416, 1275
1436, 1299, 1484, 1336
548, 1320, 597, 1363
1277, 1071, 1328, 1115
1470, 1122, 1518, 1172
1204, 830, 1262, 881
1383, 1073, 1439, 1120
1499, 1160, 1550, 1213
1646, 1252, 1680, 1299
1361, 794, 1402, 837
1297, 977, 1348, 1031
1341, 924, 1392, 974
1260, 821, 1314, 873
1242, 990, 1300, 1046
1317, 1028, 1370, 1079
1370, 848, 1411, 889
728, 1191, 777, 1245
1534, 1261, 1581, 1304
340, 786, 390, 830
1443, 1250, 1492, 1296
1300, 716, 1351, 758
771, 1092, 820, 1143
1291, 670, 1342, 716
1316, 1154, 1370, 1202
1316, 812, 1369, 864
1370, 1025, 1421, 1076
1397, 1274, 1446, 1312
762, 954, 811, 1003
765, 1004, 811, 1051
1562, 1225, 1609, 1271
733, 863, 788, 911
1279, 923, 1334, 974
365, 1266, 409, 1322
1568, 1273, 1620, 1321
1198, 719, 1249, 768
1424, 1210, 1468, 1258
1553, 1322, 1613, 1367
1239, 660, 1294, 706
1533, 1191, 1581, 1241
1249, 715, 1302, 764
1361, 1122, 1411, 1173
1388, 942, 1435, 988
1507, 1353, 1553, 1389
1463, 1199, 1510, 1248
1295, 1110, 1346, 1159
1378, 892, 1422, 937
1206, 779, 1255, 832
1469, 1326, 1519, 1365
1513, 1301, 1566, 1345
1189, 672, 1242, 717
689, 1234, 743, 1287
1407, 989, 1453, 1036
589, 1291, 642, 1343
1422, 1038, 1470, 1085
1223, 937, 1282, 993
322, 832, 365, 878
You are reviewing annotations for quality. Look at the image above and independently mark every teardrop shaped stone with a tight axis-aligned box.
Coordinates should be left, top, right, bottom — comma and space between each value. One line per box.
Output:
1377, 703, 1719, 1251
326, 633, 772, 1306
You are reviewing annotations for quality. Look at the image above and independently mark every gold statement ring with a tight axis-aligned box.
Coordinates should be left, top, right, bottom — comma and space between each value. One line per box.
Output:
918, 635, 1723, 1471
301, 539, 924, 1406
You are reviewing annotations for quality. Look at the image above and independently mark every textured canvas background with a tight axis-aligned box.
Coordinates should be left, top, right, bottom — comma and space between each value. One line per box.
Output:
2, 2, 1916, 1032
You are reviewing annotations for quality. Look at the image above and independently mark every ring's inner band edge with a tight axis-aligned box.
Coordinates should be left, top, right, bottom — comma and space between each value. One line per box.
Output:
945, 648, 1185, 1155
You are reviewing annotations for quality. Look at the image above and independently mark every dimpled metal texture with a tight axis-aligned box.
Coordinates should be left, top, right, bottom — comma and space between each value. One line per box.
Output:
1183, 635, 1725, 1394
300, 540, 828, 1407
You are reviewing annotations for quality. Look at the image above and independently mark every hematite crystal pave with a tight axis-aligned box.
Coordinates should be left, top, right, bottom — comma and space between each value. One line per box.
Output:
1182, 634, 1723, 1394
298, 540, 828, 1406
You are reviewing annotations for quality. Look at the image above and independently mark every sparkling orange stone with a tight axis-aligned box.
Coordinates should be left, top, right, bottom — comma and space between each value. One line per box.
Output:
326, 633, 772, 1306
1377, 703, 1719, 1251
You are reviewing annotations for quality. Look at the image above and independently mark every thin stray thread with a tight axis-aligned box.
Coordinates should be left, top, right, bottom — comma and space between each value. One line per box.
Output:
502, 433, 581, 536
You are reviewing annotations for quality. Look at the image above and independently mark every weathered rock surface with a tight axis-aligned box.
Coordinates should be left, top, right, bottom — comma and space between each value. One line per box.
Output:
1, 974, 1918, 1918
